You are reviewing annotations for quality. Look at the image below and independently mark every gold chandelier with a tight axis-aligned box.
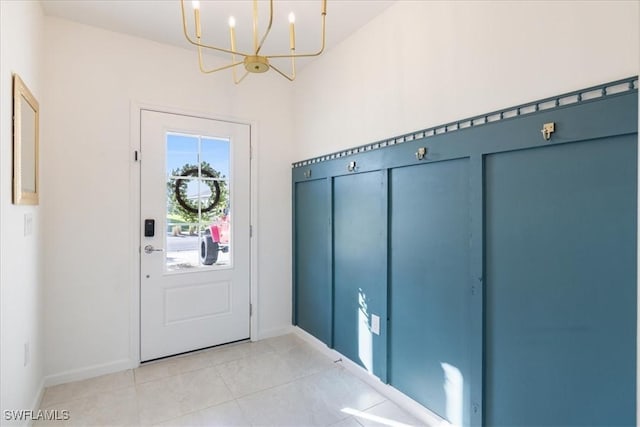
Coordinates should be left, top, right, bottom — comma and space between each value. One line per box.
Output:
180, 0, 327, 83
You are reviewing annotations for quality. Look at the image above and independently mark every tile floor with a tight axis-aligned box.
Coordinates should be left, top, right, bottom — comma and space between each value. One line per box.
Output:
36, 334, 424, 426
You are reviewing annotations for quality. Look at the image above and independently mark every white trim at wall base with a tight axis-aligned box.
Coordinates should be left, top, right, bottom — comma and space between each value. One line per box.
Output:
293, 326, 450, 427
26, 378, 46, 426
43, 358, 133, 388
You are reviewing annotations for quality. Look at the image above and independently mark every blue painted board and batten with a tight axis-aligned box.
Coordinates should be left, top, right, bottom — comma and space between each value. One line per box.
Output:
484, 136, 637, 426
293, 178, 332, 345
292, 77, 638, 427
333, 171, 388, 380
389, 159, 471, 426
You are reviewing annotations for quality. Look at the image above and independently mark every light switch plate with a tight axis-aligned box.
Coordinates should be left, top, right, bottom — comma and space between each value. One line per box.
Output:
24, 213, 33, 236
371, 314, 380, 335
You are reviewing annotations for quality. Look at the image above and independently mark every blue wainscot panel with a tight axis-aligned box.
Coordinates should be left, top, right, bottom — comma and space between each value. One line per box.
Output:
292, 78, 638, 427
388, 158, 471, 426
333, 171, 388, 380
294, 178, 332, 345
484, 134, 637, 426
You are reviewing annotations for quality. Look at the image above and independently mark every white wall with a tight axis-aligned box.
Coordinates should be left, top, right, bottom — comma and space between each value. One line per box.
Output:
17, 0, 640, 390
0, 0, 46, 421
41, 17, 294, 380
293, 0, 640, 159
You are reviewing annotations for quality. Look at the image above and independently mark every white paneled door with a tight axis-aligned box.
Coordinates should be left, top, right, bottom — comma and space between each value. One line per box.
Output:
140, 110, 250, 361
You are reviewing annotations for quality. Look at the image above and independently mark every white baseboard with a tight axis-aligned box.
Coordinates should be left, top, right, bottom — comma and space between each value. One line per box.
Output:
23, 378, 46, 427
254, 324, 294, 341
43, 358, 134, 387
293, 326, 451, 427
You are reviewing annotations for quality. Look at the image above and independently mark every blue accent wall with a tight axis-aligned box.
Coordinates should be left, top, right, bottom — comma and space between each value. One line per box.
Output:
389, 159, 471, 425
292, 80, 638, 427
484, 135, 637, 426
333, 171, 388, 380
294, 178, 332, 345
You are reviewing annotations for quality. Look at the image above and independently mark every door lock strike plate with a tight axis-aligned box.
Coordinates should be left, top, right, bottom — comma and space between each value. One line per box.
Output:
541, 122, 555, 141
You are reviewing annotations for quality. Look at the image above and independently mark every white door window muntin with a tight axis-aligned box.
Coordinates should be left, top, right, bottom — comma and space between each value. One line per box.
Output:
164, 131, 234, 274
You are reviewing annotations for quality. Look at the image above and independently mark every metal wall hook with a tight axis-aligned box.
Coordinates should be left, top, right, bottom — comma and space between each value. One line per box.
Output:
541, 122, 555, 141
347, 161, 357, 172
415, 147, 427, 160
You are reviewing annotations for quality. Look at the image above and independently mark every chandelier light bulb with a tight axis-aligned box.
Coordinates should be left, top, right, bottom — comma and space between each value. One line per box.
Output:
180, 0, 327, 83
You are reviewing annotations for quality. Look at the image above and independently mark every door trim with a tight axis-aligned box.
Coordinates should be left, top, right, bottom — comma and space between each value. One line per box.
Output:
129, 101, 259, 367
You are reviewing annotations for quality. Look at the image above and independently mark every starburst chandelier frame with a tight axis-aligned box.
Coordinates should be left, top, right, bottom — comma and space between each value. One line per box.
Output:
180, 0, 327, 83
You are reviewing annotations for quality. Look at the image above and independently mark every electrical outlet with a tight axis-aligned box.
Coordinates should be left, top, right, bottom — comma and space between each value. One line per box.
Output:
371, 314, 380, 335
24, 342, 30, 367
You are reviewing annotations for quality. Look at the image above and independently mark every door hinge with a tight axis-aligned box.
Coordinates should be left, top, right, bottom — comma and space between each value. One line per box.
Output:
134, 150, 140, 162
250, 303, 253, 317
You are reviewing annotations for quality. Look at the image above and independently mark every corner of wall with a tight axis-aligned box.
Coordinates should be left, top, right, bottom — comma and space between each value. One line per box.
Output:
0, 0, 46, 421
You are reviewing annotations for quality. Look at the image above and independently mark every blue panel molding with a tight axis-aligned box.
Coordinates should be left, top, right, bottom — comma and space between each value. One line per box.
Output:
293, 76, 637, 170
292, 77, 638, 427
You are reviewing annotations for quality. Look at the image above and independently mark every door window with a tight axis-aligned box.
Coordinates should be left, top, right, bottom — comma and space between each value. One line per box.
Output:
166, 133, 231, 271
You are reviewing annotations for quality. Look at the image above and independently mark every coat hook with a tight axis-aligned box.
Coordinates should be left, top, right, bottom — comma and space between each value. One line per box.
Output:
347, 161, 357, 172
541, 122, 555, 141
415, 147, 427, 160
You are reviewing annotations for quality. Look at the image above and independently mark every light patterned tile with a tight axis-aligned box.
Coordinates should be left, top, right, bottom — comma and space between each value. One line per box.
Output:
155, 400, 249, 427
330, 417, 365, 427
134, 358, 181, 384
236, 379, 343, 426
40, 383, 75, 408
38, 386, 139, 427
354, 400, 425, 427
172, 351, 213, 374
137, 366, 232, 425
262, 333, 307, 353
41, 370, 134, 407
136, 375, 183, 425
75, 387, 139, 427
279, 340, 335, 379
299, 366, 387, 414
36, 340, 425, 427
35, 398, 86, 427
215, 351, 294, 398
205, 340, 275, 366
176, 367, 233, 414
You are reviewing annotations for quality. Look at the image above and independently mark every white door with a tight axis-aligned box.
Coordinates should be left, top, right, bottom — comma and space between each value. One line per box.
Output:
140, 110, 251, 362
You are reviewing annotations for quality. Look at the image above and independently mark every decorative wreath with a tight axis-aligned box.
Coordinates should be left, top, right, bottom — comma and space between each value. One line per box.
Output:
174, 166, 221, 214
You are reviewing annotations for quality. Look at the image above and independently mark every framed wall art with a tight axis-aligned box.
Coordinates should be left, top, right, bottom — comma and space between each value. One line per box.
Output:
13, 73, 39, 205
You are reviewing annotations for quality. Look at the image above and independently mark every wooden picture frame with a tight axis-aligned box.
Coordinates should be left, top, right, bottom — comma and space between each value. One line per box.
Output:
13, 74, 39, 205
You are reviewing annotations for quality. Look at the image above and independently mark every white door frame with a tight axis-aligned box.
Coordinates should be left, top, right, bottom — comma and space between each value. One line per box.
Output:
128, 101, 259, 367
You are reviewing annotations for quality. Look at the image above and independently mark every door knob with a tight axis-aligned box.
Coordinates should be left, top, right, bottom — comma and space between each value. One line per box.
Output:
144, 245, 164, 254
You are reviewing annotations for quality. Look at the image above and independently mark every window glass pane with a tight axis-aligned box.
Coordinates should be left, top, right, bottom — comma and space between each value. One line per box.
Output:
167, 134, 198, 177
201, 138, 230, 179
165, 134, 231, 271
166, 222, 200, 271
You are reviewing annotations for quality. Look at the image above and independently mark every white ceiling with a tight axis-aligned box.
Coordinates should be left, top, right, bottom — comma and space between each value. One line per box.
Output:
40, 0, 395, 70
